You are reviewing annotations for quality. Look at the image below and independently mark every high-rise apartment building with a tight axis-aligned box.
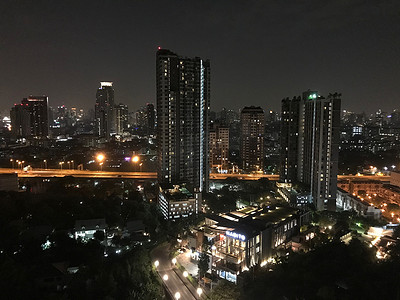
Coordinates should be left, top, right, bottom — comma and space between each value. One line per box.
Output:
95, 82, 115, 139
209, 123, 229, 172
11, 96, 49, 139
146, 103, 156, 136
115, 103, 129, 135
156, 48, 210, 192
240, 106, 265, 172
280, 90, 341, 211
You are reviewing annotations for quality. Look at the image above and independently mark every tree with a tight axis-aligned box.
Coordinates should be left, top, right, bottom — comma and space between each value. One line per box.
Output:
209, 280, 240, 300
198, 252, 210, 278
94, 230, 105, 242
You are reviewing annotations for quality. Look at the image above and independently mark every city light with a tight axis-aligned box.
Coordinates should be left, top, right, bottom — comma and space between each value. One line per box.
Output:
174, 292, 181, 300
163, 274, 168, 281
96, 154, 105, 162
197, 288, 202, 296
154, 260, 159, 268
172, 258, 177, 265
183, 271, 188, 277
132, 155, 139, 163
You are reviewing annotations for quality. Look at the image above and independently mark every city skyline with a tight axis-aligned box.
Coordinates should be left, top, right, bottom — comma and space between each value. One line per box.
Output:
1, 1, 399, 114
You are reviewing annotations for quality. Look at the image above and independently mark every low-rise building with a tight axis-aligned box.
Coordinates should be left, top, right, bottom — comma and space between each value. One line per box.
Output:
158, 184, 201, 220
336, 188, 381, 219
74, 218, 107, 240
203, 206, 310, 283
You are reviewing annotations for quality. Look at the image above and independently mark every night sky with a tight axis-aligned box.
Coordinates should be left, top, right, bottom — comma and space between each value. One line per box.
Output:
1, 0, 399, 115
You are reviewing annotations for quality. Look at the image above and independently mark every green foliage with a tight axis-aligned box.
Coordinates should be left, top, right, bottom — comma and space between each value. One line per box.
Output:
209, 280, 240, 300
240, 239, 400, 299
198, 252, 210, 278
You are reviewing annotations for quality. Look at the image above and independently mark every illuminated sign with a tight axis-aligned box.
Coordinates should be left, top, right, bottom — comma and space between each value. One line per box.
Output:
226, 231, 246, 241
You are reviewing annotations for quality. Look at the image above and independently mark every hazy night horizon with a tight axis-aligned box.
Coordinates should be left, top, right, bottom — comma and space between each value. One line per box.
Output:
1, 0, 399, 114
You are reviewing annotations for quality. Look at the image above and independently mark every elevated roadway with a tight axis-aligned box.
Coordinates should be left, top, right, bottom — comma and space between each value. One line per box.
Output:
0, 168, 391, 182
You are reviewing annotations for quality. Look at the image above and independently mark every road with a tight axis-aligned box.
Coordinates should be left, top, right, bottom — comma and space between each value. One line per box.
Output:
0, 168, 391, 182
0, 168, 157, 179
151, 244, 198, 300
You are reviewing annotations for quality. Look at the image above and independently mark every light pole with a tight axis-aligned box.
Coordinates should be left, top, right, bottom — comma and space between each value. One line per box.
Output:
71, 160, 74, 169
67, 161, 71, 169
96, 154, 105, 171
174, 292, 181, 300
59, 162, 64, 170
43, 159, 47, 169
10, 159, 14, 169
132, 155, 140, 171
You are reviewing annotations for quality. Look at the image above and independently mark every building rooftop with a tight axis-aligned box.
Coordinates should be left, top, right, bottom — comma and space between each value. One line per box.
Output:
160, 184, 194, 201
206, 205, 300, 239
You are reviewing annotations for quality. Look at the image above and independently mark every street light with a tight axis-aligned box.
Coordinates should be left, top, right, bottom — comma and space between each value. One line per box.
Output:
59, 162, 64, 170
10, 159, 14, 169
71, 160, 74, 169
183, 271, 188, 277
132, 155, 140, 171
197, 288, 203, 296
163, 274, 168, 281
43, 159, 47, 169
96, 154, 105, 171
67, 161, 71, 169
174, 292, 181, 300
172, 258, 177, 265
154, 260, 159, 268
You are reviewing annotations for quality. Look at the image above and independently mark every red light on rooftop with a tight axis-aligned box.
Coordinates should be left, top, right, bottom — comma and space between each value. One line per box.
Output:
158, 46, 161, 50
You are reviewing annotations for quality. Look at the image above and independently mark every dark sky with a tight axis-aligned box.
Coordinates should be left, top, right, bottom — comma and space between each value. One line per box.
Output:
1, 0, 399, 115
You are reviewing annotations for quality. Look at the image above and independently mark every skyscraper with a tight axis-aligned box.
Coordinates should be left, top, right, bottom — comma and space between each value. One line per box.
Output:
209, 123, 229, 172
280, 90, 341, 211
11, 96, 49, 139
240, 106, 265, 172
115, 103, 129, 135
156, 48, 210, 192
146, 103, 156, 136
95, 82, 115, 139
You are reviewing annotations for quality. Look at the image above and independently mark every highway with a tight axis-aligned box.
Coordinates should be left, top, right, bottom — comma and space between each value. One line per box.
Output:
0, 168, 391, 182
0, 168, 157, 179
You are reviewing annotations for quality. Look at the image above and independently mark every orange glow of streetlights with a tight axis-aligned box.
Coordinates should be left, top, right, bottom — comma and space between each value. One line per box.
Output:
132, 155, 139, 163
96, 154, 105, 162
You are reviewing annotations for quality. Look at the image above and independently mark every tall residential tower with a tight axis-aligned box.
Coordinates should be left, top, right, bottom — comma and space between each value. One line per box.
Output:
11, 96, 49, 139
95, 82, 115, 139
280, 90, 341, 211
240, 106, 265, 172
156, 48, 210, 192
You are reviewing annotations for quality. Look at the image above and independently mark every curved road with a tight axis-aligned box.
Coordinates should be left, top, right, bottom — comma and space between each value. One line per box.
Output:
151, 244, 198, 300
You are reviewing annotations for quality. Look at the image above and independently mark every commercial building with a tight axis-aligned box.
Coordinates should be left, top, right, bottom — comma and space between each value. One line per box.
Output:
280, 91, 341, 211
156, 48, 210, 192
240, 106, 265, 172
115, 103, 129, 135
11, 96, 49, 139
203, 206, 310, 283
209, 123, 229, 172
158, 184, 201, 220
95, 82, 116, 139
